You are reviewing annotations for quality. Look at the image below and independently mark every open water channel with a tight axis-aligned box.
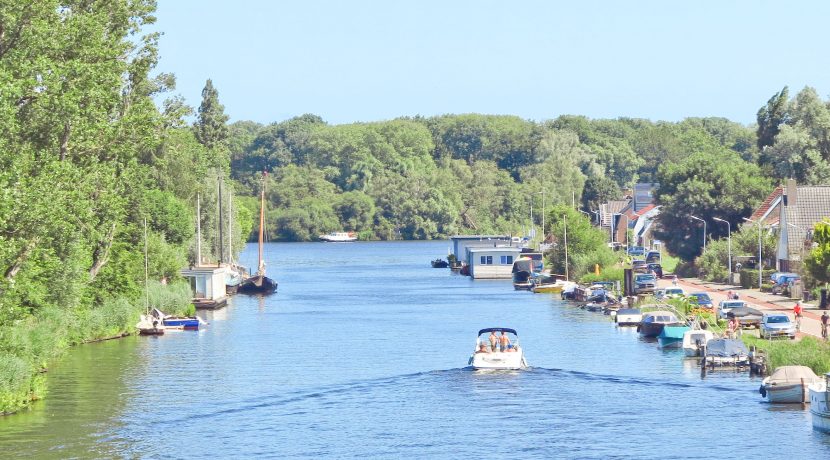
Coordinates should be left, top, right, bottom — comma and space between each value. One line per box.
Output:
1, 241, 829, 458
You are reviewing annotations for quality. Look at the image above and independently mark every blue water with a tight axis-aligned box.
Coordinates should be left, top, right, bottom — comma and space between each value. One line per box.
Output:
1, 241, 829, 458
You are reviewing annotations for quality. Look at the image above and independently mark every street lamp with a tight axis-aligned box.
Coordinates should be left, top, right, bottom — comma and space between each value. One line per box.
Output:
538, 191, 546, 240
689, 215, 706, 253
713, 217, 731, 283
563, 213, 569, 281
743, 217, 763, 289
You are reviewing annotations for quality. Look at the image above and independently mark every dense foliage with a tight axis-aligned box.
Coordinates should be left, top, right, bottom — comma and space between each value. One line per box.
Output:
228, 114, 762, 243
0, 1, 244, 413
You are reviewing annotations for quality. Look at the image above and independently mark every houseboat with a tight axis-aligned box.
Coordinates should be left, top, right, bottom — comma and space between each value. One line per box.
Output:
180, 265, 229, 309
465, 246, 523, 279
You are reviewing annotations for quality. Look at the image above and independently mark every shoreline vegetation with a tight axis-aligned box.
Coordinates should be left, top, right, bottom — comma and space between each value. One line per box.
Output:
3, 1, 830, 416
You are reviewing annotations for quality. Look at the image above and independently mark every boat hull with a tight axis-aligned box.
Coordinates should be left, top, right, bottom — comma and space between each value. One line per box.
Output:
531, 284, 563, 293
682, 330, 715, 357
638, 323, 665, 338
809, 383, 830, 432
470, 351, 527, 370
763, 381, 811, 403
238, 275, 278, 294
658, 326, 690, 348
163, 318, 200, 330
657, 336, 684, 348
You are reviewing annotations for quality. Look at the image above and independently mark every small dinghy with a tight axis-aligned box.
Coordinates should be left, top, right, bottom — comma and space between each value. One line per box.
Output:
469, 328, 528, 370
760, 366, 821, 403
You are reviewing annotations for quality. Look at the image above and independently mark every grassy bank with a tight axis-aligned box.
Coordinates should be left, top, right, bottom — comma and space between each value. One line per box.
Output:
0, 281, 192, 415
741, 335, 830, 375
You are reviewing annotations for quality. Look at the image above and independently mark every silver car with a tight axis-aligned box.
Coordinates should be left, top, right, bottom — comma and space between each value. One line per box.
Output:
759, 313, 796, 339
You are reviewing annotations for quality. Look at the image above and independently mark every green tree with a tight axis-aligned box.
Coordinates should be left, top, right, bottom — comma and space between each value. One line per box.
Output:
654, 151, 771, 261
756, 86, 790, 150
192, 79, 230, 164
545, 205, 617, 279
805, 219, 830, 286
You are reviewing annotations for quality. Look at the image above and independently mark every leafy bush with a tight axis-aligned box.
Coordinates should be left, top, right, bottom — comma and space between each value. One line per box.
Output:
742, 336, 830, 375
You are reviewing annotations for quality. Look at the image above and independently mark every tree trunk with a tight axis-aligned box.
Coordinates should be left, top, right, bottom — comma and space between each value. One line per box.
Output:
59, 122, 71, 161
89, 222, 117, 281
4, 238, 38, 280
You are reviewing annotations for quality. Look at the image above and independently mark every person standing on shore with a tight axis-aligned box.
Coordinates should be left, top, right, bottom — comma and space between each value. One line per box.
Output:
821, 311, 829, 339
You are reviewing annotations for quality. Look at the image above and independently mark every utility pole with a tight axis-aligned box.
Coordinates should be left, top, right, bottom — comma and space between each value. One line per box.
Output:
563, 214, 569, 281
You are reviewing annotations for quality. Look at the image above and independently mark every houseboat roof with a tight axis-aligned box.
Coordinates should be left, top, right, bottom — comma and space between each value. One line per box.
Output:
466, 246, 523, 253
450, 235, 512, 241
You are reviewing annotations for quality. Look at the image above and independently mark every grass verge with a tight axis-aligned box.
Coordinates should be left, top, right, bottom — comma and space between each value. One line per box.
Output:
741, 335, 830, 375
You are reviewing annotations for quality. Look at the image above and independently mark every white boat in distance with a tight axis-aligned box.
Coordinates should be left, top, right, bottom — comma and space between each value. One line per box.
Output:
469, 328, 528, 370
319, 231, 358, 242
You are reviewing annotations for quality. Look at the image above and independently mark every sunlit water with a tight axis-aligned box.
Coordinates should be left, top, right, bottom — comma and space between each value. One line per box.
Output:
1, 241, 829, 458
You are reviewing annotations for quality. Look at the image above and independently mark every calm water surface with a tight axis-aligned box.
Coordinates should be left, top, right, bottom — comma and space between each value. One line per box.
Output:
1, 241, 829, 458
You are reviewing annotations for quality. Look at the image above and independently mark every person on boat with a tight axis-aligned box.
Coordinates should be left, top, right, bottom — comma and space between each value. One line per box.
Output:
499, 331, 510, 352
476, 343, 490, 354
489, 331, 498, 352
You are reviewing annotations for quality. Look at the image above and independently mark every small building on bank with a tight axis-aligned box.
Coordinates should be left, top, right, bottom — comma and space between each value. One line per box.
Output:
180, 265, 229, 309
466, 246, 523, 279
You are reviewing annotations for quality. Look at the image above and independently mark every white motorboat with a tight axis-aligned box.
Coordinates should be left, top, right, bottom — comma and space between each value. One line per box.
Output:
615, 308, 642, 326
319, 231, 357, 242
682, 329, 715, 357
809, 373, 830, 432
761, 366, 821, 404
469, 328, 528, 370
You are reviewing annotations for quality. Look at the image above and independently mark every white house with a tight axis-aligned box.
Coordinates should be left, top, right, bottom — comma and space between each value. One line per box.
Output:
466, 247, 523, 279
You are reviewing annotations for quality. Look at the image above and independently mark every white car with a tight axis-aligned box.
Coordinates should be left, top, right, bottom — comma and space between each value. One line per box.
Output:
718, 300, 747, 319
663, 287, 685, 299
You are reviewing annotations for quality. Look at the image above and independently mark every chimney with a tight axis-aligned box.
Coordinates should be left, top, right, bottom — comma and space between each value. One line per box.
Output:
786, 179, 797, 207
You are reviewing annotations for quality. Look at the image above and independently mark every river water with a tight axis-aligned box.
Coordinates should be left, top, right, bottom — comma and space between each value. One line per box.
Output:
1, 241, 828, 458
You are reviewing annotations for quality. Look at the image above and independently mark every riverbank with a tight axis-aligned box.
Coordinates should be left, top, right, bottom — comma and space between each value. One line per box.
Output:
0, 281, 193, 415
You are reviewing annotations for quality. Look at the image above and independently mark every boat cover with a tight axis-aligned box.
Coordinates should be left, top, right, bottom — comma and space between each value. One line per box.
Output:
726, 307, 763, 318
767, 366, 819, 385
705, 339, 748, 357
478, 327, 518, 335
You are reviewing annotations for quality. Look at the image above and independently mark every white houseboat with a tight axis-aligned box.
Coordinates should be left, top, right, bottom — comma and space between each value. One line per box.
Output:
180, 265, 229, 309
466, 246, 524, 279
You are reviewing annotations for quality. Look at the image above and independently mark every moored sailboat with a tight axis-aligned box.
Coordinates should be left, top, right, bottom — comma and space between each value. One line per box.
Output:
239, 173, 277, 294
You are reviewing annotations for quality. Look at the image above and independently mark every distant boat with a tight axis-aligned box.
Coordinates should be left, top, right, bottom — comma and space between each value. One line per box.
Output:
638, 311, 681, 338
613, 308, 641, 326
153, 308, 201, 331
760, 366, 821, 403
682, 329, 715, 357
319, 231, 357, 242
239, 174, 278, 295
431, 258, 449, 268
657, 325, 690, 348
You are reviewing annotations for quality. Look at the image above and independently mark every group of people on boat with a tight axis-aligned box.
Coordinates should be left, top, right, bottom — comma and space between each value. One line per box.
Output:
476, 330, 518, 353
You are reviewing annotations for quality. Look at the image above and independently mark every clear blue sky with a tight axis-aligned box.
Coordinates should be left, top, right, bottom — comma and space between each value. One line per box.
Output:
154, 0, 830, 126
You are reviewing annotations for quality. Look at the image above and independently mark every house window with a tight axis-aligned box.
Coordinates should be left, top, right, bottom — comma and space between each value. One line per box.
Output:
480, 255, 493, 264
501, 255, 513, 264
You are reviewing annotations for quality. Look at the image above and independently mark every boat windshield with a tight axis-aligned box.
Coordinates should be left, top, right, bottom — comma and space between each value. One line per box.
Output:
476, 329, 520, 350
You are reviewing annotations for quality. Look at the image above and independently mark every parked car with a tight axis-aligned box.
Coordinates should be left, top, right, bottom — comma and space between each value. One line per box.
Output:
664, 287, 685, 299
760, 313, 796, 339
688, 292, 713, 309
717, 300, 747, 319
632, 259, 648, 273
645, 251, 661, 264
647, 263, 663, 278
770, 272, 798, 283
628, 246, 646, 256
770, 274, 801, 295
634, 273, 657, 294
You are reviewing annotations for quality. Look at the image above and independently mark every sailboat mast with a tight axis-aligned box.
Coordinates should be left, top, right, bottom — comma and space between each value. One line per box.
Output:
144, 217, 149, 314
258, 175, 265, 276
218, 176, 224, 265
228, 193, 233, 264
196, 194, 202, 266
